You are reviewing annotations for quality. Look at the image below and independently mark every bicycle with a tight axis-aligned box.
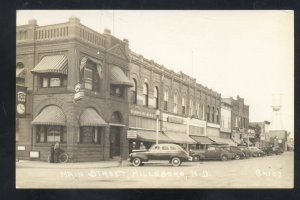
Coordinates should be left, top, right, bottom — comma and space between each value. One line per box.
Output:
48, 152, 75, 163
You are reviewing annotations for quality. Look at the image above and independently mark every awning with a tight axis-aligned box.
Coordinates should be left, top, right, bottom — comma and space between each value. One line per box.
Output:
135, 130, 172, 143
110, 66, 133, 87
164, 131, 197, 144
287, 143, 294, 148
31, 106, 66, 126
79, 56, 104, 79
80, 108, 107, 127
16, 68, 25, 78
208, 137, 236, 146
190, 135, 214, 144
31, 55, 68, 74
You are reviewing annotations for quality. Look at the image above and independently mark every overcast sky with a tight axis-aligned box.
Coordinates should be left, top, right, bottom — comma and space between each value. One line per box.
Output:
17, 10, 294, 136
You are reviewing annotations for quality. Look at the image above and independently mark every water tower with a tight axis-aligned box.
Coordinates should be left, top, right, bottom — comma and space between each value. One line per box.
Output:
271, 93, 283, 130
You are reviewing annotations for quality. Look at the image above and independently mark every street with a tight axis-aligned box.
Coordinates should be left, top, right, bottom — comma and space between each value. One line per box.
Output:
16, 152, 293, 188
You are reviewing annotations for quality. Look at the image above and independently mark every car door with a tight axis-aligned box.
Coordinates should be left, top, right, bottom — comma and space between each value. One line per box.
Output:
148, 145, 161, 161
206, 146, 217, 159
160, 145, 171, 160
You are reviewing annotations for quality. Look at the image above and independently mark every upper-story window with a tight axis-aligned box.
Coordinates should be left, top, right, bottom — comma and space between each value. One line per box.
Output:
84, 65, 99, 92
196, 102, 200, 118
173, 93, 178, 114
189, 99, 193, 116
16, 62, 26, 86
182, 97, 186, 115
216, 109, 219, 124
130, 78, 137, 104
212, 107, 215, 123
207, 105, 210, 121
163, 89, 168, 111
154, 86, 159, 109
143, 83, 148, 106
40, 74, 67, 88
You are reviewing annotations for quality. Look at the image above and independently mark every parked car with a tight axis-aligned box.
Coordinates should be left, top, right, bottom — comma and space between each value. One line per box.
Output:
248, 146, 266, 157
128, 143, 192, 167
262, 146, 284, 156
237, 146, 252, 158
220, 145, 246, 160
189, 145, 235, 161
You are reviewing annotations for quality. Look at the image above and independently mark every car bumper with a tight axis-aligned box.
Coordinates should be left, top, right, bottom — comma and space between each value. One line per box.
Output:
188, 156, 193, 161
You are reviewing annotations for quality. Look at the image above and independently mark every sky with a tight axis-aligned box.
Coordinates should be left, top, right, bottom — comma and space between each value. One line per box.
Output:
17, 10, 294, 137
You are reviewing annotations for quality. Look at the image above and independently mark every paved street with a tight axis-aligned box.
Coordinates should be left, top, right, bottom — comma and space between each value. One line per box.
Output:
16, 152, 293, 188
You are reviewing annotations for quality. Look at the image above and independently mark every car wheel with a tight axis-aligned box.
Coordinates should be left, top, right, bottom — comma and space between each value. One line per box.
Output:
171, 157, 181, 167
235, 155, 240, 160
193, 155, 200, 162
132, 157, 142, 167
221, 155, 228, 161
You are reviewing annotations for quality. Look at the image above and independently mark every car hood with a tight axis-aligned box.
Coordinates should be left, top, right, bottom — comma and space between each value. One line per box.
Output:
132, 149, 148, 153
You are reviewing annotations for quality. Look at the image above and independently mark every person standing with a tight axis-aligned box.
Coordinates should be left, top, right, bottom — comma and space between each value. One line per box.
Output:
49, 144, 54, 163
53, 142, 60, 163
139, 142, 146, 150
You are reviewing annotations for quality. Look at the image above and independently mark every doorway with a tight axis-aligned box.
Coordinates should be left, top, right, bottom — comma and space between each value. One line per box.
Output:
110, 126, 121, 158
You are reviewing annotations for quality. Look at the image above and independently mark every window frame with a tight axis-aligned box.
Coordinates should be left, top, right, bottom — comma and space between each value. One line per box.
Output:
142, 83, 149, 106
36, 125, 66, 143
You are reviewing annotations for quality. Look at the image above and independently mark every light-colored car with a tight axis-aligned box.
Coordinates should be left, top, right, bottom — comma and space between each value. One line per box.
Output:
128, 143, 192, 167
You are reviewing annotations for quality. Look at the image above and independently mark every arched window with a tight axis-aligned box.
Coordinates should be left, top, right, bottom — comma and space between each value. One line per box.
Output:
212, 107, 215, 123
182, 97, 186, 115
130, 79, 137, 104
154, 86, 159, 109
16, 62, 25, 85
207, 105, 210, 121
173, 93, 178, 113
142, 83, 148, 106
163, 89, 168, 111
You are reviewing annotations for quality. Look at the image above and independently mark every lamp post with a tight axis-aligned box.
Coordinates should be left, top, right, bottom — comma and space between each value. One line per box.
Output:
156, 109, 160, 144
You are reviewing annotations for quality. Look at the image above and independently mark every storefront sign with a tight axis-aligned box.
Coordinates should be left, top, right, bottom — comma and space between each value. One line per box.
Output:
17, 146, 25, 151
16, 85, 27, 118
127, 130, 137, 139
167, 116, 184, 124
29, 151, 40, 158
130, 109, 156, 119
207, 122, 220, 129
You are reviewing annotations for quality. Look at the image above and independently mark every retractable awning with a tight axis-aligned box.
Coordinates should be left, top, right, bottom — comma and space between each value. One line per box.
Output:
16, 68, 25, 77
164, 131, 197, 144
130, 130, 172, 143
31, 106, 66, 126
110, 66, 133, 87
190, 135, 214, 144
80, 108, 107, 127
31, 55, 68, 74
208, 137, 236, 146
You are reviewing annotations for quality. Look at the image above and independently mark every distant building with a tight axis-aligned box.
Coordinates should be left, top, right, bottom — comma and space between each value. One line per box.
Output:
268, 130, 288, 151
249, 121, 271, 148
220, 100, 232, 139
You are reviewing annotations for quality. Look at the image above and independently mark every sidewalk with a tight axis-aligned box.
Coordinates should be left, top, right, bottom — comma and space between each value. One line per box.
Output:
16, 159, 130, 169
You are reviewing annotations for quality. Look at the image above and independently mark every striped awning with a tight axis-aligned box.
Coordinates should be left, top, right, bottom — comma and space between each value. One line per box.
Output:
190, 135, 214, 144
208, 137, 236, 146
110, 66, 133, 87
164, 131, 197, 144
80, 108, 107, 127
135, 130, 172, 143
16, 68, 25, 78
31, 55, 68, 74
31, 106, 66, 126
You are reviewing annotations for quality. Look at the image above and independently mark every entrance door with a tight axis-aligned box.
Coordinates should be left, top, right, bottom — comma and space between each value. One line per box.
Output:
110, 126, 121, 158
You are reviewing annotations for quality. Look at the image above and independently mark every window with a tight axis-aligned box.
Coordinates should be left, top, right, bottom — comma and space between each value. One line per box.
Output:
173, 93, 178, 113
130, 79, 137, 104
216, 109, 219, 124
80, 127, 103, 144
212, 107, 215, 122
110, 85, 124, 97
84, 65, 99, 92
189, 99, 193, 116
170, 146, 176, 150
196, 102, 199, 118
162, 146, 169, 150
154, 86, 159, 109
207, 146, 215, 151
207, 105, 210, 121
142, 83, 148, 106
36, 125, 66, 143
40, 75, 67, 88
163, 89, 168, 111
182, 97, 186, 115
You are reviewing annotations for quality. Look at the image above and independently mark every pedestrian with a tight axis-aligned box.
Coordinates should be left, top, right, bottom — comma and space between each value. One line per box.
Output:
139, 142, 146, 150
132, 141, 137, 152
49, 144, 54, 163
53, 141, 60, 163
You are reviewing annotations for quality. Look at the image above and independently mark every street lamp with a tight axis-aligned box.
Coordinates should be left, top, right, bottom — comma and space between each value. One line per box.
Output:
155, 109, 160, 144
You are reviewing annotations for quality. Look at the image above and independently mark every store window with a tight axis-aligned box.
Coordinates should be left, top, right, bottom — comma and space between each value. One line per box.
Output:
131, 79, 137, 104
80, 127, 103, 144
40, 75, 67, 88
173, 93, 178, 113
110, 85, 124, 97
142, 83, 148, 106
163, 89, 168, 111
84, 65, 99, 92
154, 86, 159, 109
36, 125, 66, 143
182, 97, 186, 115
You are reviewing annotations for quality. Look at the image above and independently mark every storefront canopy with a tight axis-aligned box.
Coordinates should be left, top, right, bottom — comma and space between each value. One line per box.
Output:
31, 55, 68, 74
190, 135, 214, 144
208, 137, 236, 146
79, 108, 107, 127
164, 131, 197, 144
133, 130, 172, 143
31, 106, 66, 126
110, 66, 133, 87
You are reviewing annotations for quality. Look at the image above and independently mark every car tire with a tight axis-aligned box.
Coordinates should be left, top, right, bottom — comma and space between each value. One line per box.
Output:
171, 157, 181, 167
235, 155, 240, 160
193, 155, 200, 162
221, 155, 228, 161
132, 157, 142, 167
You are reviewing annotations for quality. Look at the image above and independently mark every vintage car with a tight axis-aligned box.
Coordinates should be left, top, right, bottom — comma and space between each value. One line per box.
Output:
189, 145, 235, 161
220, 145, 246, 160
262, 146, 284, 156
248, 146, 266, 157
128, 143, 192, 167
237, 146, 252, 158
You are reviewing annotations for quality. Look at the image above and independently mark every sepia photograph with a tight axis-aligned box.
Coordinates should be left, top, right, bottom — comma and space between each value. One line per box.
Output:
15, 10, 294, 188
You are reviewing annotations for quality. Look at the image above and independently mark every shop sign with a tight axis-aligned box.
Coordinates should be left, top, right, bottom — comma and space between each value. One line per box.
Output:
29, 151, 40, 158
127, 130, 137, 139
17, 146, 25, 151
207, 122, 220, 128
16, 85, 27, 118
130, 109, 156, 119
167, 116, 184, 124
